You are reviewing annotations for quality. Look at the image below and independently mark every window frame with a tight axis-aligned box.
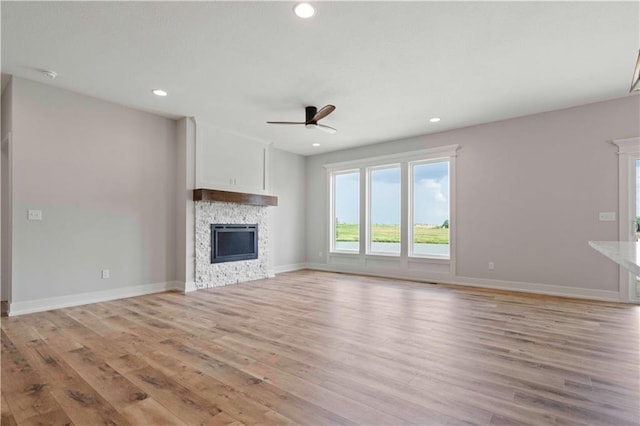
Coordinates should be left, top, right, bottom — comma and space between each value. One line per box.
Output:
366, 163, 402, 256
408, 158, 451, 260
325, 144, 459, 263
329, 168, 361, 254
612, 137, 640, 302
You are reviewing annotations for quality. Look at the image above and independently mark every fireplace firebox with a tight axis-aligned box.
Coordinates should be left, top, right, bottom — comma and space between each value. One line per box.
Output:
210, 224, 258, 263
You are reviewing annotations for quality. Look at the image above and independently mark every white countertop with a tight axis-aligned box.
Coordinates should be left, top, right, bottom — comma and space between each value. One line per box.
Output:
589, 241, 640, 276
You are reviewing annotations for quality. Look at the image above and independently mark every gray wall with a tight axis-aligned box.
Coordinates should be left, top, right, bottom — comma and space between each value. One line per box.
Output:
270, 148, 307, 270
10, 77, 178, 303
1, 78, 13, 301
306, 95, 640, 293
6, 74, 637, 306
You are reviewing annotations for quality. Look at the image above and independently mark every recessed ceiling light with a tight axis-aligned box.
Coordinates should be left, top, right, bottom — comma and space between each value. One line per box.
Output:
152, 89, 168, 97
429, 117, 441, 123
294, 3, 315, 19
312, 143, 320, 147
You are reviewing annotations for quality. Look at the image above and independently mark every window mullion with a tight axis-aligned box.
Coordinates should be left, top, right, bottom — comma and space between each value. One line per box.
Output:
400, 162, 409, 259
360, 166, 367, 256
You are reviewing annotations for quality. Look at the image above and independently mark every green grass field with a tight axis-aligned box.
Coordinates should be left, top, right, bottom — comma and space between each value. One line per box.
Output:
336, 224, 449, 244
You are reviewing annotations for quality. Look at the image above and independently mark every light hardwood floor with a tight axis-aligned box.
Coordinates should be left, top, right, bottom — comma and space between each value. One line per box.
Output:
1, 270, 639, 425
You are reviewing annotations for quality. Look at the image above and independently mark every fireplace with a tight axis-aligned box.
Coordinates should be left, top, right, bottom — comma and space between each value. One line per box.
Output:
210, 224, 258, 263
195, 195, 272, 288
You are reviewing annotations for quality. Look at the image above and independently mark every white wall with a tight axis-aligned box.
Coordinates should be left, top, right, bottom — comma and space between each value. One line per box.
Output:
175, 117, 196, 291
306, 95, 640, 300
195, 122, 271, 194
269, 148, 307, 272
10, 77, 178, 309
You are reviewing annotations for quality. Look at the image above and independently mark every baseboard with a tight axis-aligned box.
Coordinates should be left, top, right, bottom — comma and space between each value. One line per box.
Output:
169, 281, 198, 293
184, 281, 197, 293
8, 281, 181, 316
305, 263, 621, 302
8, 266, 621, 316
450, 275, 620, 302
272, 263, 308, 274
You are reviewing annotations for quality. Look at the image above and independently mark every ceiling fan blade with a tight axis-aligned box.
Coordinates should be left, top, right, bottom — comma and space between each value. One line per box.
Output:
317, 124, 337, 134
266, 121, 306, 125
311, 105, 336, 122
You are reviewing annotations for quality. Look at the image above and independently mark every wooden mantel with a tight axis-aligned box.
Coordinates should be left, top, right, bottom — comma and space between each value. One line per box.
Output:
193, 189, 278, 207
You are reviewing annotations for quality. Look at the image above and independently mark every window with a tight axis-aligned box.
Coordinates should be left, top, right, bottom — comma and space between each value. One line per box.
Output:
326, 144, 458, 261
332, 170, 360, 252
410, 160, 450, 258
368, 165, 401, 255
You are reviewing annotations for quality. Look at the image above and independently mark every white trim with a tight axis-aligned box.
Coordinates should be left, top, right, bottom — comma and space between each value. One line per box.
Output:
263, 144, 271, 193
184, 281, 198, 293
1, 132, 12, 305
8, 281, 183, 316
611, 137, 640, 154
305, 263, 621, 302
367, 163, 402, 256
407, 158, 453, 262
272, 263, 308, 274
329, 169, 361, 254
327, 149, 455, 265
451, 275, 620, 302
449, 154, 457, 274
613, 136, 640, 302
323, 144, 460, 171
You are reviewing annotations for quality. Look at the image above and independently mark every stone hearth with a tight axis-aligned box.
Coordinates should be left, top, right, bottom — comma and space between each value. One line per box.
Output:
195, 200, 269, 289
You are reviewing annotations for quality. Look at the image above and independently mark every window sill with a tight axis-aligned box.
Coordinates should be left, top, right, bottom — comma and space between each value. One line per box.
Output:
329, 250, 359, 256
329, 251, 451, 264
365, 252, 401, 258
409, 255, 450, 262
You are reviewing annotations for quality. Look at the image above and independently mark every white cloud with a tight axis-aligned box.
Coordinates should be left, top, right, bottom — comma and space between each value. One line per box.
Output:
414, 177, 449, 224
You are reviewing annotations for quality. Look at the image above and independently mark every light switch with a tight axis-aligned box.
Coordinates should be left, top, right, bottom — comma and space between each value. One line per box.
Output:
599, 212, 616, 221
27, 210, 42, 221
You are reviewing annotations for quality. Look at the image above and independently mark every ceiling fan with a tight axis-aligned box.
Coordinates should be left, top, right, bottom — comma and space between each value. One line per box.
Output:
267, 105, 337, 134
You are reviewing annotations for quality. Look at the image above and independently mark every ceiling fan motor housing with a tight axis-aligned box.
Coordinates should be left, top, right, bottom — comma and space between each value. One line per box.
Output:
305, 106, 318, 123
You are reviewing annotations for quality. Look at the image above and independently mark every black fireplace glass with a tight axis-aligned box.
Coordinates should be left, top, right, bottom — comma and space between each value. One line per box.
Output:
211, 224, 258, 263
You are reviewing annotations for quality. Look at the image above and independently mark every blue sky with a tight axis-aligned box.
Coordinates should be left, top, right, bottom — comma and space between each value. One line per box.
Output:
413, 162, 449, 226
334, 161, 449, 226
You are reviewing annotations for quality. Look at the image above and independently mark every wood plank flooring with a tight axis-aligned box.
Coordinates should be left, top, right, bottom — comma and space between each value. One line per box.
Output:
1, 270, 639, 425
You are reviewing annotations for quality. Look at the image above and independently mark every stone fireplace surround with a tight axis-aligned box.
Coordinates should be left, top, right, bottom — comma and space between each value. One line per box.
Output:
194, 189, 277, 289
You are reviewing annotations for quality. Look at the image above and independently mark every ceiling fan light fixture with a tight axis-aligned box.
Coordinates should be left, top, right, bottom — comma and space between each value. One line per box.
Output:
305, 123, 318, 130
294, 3, 315, 19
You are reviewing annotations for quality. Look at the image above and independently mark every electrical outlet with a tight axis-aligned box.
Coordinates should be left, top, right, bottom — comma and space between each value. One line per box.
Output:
101, 269, 110, 279
599, 212, 616, 221
488, 262, 495, 271
319, 251, 323, 257
27, 209, 42, 221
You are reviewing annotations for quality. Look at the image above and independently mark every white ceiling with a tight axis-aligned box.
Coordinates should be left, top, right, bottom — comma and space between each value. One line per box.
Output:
2, 1, 639, 156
